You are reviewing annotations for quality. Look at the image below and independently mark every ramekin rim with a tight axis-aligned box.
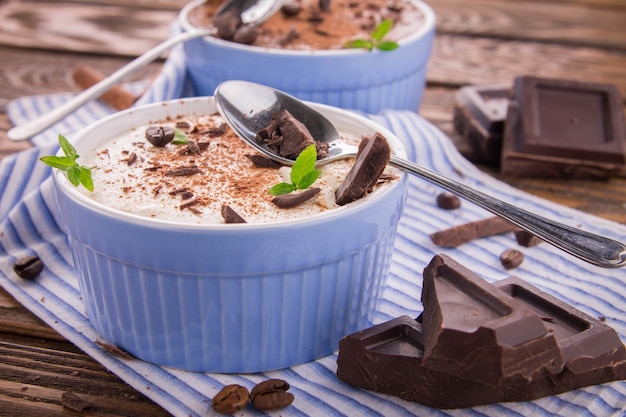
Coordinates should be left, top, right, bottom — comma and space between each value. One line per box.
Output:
178, 0, 436, 57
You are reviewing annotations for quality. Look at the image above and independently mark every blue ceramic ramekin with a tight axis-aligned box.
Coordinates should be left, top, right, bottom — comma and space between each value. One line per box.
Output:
52, 97, 408, 372
179, 0, 436, 114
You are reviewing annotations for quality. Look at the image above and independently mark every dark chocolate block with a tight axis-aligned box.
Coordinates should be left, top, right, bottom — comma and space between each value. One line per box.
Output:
453, 84, 509, 165
336, 254, 626, 409
420, 255, 563, 386
337, 315, 626, 409
495, 276, 626, 375
501, 76, 626, 179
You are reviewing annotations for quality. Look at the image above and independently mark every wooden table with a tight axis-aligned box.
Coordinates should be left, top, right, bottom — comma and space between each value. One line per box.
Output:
0, 1, 625, 415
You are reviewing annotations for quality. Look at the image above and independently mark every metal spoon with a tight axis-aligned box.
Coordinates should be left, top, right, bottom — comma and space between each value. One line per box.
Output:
214, 80, 626, 268
7, 0, 284, 142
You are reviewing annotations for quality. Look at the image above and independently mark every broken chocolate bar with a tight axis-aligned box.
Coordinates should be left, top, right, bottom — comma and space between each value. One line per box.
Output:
495, 276, 626, 376
336, 254, 626, 409
335, 133, 391, 206
453, 84, 509, 165
421, 254, 562, 386
501, 76, 626, 179
429, 216, 519, 247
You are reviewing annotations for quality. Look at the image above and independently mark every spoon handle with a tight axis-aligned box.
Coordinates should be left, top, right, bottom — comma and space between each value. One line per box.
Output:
389, 156, 626, 268
7, 27, 216, 142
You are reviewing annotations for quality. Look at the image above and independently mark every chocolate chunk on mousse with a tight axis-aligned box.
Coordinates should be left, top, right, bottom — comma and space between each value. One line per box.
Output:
212, 6, 242, 40
336, 254, 626, 408
272, 187, 321, 208
501, 76, 626, 179
274, 109, 316, 158
335, 133, 391, 206
221, 204, 247, 223
429, 216, 519, 247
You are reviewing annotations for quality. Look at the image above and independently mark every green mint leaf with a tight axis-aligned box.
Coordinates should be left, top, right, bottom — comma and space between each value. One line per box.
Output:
377, 41, 400, 51
269, 182, 297, 196
372, 19, 393, 42
39, 134, 95, 192
59, 134, 78, 160
172, 129, 189, 144
297, 170, 321, 190
79, 166, 94, 192
290, 144, 318, 186
344, 39, 374, 50
39, 155, 77, 170
66, 165, 82, 187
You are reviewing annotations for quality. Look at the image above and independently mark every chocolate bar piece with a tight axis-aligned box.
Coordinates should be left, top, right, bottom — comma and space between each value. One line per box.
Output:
420, 254, 563, 386
336, 255, 626, 409
453, 84, 510, 165
429, 216, 519, 247
501, 76, 626, 179
495, 276, 626, 375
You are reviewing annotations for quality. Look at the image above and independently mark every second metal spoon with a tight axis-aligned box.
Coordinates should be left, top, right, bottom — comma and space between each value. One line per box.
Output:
7, 0, 284, 142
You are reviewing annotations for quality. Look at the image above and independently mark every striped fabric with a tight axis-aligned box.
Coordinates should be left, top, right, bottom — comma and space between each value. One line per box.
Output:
2, 44, 626, 417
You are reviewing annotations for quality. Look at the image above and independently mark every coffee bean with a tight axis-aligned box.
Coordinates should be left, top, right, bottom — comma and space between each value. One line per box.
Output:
13, 255, 44, 280
211, 384, 249, 415
145, 125, 175, 147
436, 192, 461, 210
500, 248, 524, 269
514, 230, 542, 247
250, 379, 294, 411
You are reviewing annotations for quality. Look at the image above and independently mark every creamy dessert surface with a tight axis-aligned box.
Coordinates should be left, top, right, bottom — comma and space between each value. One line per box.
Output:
79, 113, 396, 225
189, 0, 425, 50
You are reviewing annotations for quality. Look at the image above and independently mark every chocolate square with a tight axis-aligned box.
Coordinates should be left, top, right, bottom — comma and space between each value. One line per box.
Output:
453, 84, 510, 165
420, 254, 563, 386
501, 76, 626, 179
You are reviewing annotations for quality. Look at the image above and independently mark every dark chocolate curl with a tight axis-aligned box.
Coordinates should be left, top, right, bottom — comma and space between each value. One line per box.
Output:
221, 204, 247, 223
272, 187, 320, 208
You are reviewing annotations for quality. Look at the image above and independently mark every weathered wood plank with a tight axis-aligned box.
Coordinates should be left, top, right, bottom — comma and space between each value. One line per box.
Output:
0, 337, 171, 416
427, 34, 626, 92
433, 0, 626, 50
0, 1, 178, 56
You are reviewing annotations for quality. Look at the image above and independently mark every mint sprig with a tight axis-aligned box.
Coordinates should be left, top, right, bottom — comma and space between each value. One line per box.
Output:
172, 129, 189, 145
40, 134, 94, 192
344, 19, 399, 51
269, 144, 321, 196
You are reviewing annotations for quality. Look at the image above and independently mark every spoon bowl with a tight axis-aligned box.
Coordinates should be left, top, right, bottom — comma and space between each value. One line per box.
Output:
214, 80, 626, 268
7, 0, 284, 142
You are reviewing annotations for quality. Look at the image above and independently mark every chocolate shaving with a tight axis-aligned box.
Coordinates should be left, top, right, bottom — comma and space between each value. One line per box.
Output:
272, 187, 321, 208
95, 340, 134, 360
430, 216, 519, 247
335, 133, 391, 206
177, 139, 201, 156
125, 152, 137, 166
245, 154, 283, 169
165, 166, 201, 177
180, 199, 200, 210
61, 391, 93, 412
221, 204, 247, 223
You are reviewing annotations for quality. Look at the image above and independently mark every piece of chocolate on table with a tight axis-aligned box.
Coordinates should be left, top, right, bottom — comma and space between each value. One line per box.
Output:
501, 76, 626, 180
336, 254, 626, 409
429, 216, 519, 247
453, 84, 510, 165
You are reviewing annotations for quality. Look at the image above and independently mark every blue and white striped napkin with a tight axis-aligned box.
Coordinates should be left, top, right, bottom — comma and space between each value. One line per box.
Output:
2, 42, 626, 417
